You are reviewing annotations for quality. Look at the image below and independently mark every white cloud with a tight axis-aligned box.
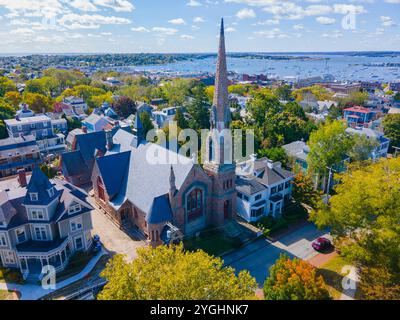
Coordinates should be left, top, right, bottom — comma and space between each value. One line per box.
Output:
193, 17, 205, 23
10, 28, 35, 36
255, 28, 289, 39
380, 16, 396, 27
316, 16, 336, 25
186, 0, 202, 7
236, 8, 256, 19
168, 18, 186, 25
152, 27, 178, 36
58, 13, 131, 29
92, 0, 135, 12
181, 34, 194, 40
225, 27, 236, 32
131, 26, 150, 32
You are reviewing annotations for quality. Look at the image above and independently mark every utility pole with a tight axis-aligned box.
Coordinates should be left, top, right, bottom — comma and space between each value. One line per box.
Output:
325, 166, 337, 204
393, 146, 400, 158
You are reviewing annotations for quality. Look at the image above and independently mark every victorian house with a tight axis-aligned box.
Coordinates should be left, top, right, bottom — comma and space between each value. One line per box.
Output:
91, 19, 237, 246
0, 168, 93, 281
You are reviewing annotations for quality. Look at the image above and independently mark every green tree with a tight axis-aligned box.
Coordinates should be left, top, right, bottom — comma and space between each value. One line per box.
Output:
310, 158, 400, 300
4, 91, 22, 109
174, 108, 188, 129
274, 85, 293, 101
257, 147, 289, 167
307, 120, 353, 184
348, 133, 380, 162
161, 78, 196, 106
0, 76, 17, 97
22, 93, 52, 113
0, 99, 16, 138
394, 92, 400, 101
264, 254, 331, 300
139, 112, 154, 137
98, 245, 257, 300
382, 114, 400, 151
292, 171, 322, 208
186, 84, 210, 130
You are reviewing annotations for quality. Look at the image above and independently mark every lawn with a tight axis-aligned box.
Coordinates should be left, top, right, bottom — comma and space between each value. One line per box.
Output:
56, 251, 95, 282
184, 226, 255, 257
0, 290, 19, 300
316, 255, 351, 300
0, 268, 24, 284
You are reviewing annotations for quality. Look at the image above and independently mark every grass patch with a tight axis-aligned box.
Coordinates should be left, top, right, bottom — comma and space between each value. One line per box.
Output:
184, 229, 248, 257
317, 255, 350, 300
56, 251, 95, 282
0, 268, 24, 284
0, 290, 19, 300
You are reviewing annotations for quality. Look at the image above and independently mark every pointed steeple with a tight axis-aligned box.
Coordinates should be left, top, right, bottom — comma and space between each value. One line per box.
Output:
169, 165, 177, 198
211, 18, 231, 131
131, 112, 146, 148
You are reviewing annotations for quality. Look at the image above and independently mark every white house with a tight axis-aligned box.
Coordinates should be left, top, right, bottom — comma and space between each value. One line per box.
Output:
236, 157, 295, 223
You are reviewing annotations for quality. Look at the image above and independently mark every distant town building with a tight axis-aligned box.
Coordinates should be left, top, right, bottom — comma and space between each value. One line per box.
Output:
346, 127, 390, 160
4, 115, 66, 155
81, 113, 113, 133
343, 106, 378, 126
0, 136, 41, 178
153, 107, 178, 128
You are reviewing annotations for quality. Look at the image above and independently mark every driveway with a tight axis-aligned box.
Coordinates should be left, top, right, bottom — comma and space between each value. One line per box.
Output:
223, 223, 329, 286
89, 198, 146, 262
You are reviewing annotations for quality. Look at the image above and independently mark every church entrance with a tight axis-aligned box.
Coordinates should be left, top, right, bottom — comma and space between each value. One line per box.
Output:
224, 200, 230, 219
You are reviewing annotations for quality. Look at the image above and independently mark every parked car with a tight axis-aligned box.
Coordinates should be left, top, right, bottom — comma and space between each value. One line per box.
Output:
312, 237, 333, 252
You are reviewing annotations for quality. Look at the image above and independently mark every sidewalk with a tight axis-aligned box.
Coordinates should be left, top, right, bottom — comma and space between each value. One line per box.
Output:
0, 249, 107, 300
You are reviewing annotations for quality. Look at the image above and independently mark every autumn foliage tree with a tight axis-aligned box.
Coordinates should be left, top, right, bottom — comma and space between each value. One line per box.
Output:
292, 171, 322, 208
113, 96, 136, 118
98, 244, 257, 300
310, 158, 400, 300
264, 254, 331, 300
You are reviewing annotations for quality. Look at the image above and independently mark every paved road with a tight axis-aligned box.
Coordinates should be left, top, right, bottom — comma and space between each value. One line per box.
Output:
223, 223, 329, 286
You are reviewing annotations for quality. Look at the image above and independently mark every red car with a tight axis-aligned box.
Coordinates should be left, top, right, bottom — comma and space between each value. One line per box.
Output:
312, 237, 333, 252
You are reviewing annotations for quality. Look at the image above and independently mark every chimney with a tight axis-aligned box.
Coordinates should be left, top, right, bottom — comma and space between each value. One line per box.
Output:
82, 126, 88, 134
18, 169, 27, 187
106, 130, 113, 151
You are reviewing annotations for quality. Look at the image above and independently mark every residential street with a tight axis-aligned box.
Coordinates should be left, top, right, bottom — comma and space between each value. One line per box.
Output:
223, 223, 330, 286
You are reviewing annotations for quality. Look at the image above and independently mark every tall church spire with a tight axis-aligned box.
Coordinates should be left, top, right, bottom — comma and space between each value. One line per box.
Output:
211, 18, 231, 131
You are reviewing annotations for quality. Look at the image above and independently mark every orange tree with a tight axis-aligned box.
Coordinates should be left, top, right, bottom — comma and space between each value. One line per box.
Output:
264, 254, 331, 300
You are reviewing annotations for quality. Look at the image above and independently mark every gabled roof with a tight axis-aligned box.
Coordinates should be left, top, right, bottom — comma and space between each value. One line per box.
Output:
96, 151, 131, 199
61, 151, 88, 177
146, 194, 173, 224
96, 130, 196, 216
74, 131, 107, 163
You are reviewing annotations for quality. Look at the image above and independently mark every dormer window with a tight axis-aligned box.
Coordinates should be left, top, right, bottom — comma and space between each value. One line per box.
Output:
30, 193, 38, 201
68, 204, 81, 215
48, 187, 55, 198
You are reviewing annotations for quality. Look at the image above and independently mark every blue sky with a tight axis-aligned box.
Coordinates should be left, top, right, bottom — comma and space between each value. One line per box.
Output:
0, 0, 399, 53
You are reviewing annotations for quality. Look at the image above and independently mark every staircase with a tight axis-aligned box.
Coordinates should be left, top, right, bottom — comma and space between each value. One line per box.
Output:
224, 220, 243, 238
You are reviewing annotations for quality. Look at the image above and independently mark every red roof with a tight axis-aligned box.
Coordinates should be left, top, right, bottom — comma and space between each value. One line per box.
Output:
344, 106, 373, 114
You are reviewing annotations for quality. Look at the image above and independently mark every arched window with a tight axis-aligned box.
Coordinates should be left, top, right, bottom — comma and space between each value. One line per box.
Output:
209, 138, 214, 162
97, 176, 106, 201
186, 188, 203, 222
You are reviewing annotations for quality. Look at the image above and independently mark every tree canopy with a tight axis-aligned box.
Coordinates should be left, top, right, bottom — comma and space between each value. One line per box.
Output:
383, 114, 400, 151
98, 244, 257, 300
310, 158, 400, 300
264, 254, 331, 300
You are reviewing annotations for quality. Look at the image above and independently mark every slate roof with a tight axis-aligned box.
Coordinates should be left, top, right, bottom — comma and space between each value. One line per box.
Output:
236, 177, 266, 195
23, 168, 59, 206
61, 151, 88, 176
282, 140, 309, 162
96, 130, 195, 222
256, 166, 295, 186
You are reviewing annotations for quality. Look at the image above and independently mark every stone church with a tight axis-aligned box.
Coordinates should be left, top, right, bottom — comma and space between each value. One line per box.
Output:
91, 19, 237, 245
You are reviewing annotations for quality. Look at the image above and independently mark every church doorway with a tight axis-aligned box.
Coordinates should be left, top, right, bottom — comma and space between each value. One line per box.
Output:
224, 200, 230, 219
